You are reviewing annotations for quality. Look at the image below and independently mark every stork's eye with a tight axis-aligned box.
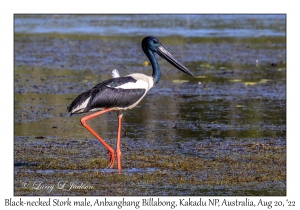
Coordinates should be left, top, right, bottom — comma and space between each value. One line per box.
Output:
153, 39, 158, 44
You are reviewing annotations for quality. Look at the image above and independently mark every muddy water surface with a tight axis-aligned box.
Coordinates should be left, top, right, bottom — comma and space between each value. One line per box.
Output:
14, 15, 286, 196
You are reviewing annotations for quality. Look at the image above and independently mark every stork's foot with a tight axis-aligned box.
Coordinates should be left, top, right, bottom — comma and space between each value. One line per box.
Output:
107, 151, 115, 169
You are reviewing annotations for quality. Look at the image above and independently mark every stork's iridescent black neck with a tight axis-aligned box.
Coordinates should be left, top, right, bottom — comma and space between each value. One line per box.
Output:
141, 36, 194, 85
142, 46, 161, 85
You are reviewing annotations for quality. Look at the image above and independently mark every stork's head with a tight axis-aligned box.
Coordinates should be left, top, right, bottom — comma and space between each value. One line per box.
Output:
141, 36, 195, 77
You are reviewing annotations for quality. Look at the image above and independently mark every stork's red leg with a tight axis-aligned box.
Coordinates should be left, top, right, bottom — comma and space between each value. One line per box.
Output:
116, 113, 123, 173
80, 108, 115, 168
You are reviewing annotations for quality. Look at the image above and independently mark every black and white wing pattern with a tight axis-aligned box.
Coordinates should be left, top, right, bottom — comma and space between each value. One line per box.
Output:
67, 75, 151, 115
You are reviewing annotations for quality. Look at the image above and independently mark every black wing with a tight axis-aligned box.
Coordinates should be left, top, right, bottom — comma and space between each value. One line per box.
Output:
67, 89, 92, 113
67, 76, 146, 114
87, 86, 145, 111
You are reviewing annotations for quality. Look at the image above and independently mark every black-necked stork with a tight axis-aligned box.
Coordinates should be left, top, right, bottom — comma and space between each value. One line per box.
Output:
67, 36, 195, 173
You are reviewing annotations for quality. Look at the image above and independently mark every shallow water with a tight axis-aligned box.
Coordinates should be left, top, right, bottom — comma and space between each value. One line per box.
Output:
15, 14, 285, 37
14, 14, 286, 196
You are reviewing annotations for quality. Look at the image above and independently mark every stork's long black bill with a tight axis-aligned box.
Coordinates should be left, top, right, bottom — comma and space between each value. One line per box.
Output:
157, 46, 195, 77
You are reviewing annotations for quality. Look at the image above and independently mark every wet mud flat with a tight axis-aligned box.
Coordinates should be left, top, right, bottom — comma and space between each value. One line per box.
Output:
14, 33, 286, 196
14, 135, 285, 196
